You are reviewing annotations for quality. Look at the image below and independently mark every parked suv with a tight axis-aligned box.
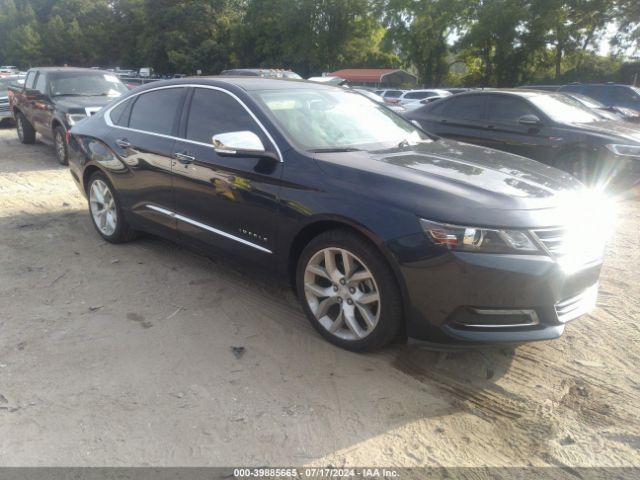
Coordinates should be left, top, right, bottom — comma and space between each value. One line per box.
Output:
68, 78, 607, 350
406, 89, 640, 188
10, 67, 128, 164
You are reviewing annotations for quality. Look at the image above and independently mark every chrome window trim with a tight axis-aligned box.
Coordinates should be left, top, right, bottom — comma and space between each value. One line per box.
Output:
103, 84, 283, 162
146, 204, 272, 254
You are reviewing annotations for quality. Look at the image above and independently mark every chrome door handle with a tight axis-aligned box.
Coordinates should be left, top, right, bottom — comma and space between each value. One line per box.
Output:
116, 138, 131, 148
175, 152, 195, 164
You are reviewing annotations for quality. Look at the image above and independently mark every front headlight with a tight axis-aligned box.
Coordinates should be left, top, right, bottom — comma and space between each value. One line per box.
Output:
420, 219, 540, 254
605, 144, 640, 158
66, 113, 87, 126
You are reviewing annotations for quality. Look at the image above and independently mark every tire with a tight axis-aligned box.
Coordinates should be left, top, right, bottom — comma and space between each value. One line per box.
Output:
54, 126, 69, 165
555, 151, 598, 186
296, 229, 402, 352
87, 171, 138, 243
16, 112, 36, 144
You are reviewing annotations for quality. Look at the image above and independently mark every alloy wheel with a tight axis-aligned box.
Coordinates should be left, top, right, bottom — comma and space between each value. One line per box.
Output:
89, 179, 118, 236
303, 247, 381, 341
16, 117, 23, 141
55, 131, 66, 162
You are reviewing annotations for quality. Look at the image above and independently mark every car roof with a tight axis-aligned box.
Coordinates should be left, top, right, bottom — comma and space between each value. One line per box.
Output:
452, 88, 558, 99
28, 67, 114, 75
131, 76, 337, 92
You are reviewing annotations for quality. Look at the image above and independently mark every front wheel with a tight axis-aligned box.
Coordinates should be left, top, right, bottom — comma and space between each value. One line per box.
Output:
296, 229, 402, 351
54, 126, 69, 165
87, 172, 138, 243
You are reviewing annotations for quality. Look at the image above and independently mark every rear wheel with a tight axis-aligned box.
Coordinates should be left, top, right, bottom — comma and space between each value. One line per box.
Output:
87, 172, 138, 243
296, 229, 402, 351
54, 126, 69, 165
16, 112, 35, 144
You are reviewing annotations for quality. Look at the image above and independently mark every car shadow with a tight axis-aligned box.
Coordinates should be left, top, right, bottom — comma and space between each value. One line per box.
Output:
0, 206, 527, 463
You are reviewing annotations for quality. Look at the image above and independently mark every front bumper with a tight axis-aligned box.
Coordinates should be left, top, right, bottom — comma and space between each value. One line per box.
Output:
0, 100, 12, 120
398, 247, 602, 344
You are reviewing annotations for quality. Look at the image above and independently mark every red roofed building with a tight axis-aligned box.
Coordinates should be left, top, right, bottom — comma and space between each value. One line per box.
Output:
327, 68, 418, 88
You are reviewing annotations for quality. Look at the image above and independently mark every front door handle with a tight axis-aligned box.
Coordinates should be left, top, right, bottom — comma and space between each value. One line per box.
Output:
175, 152, 195, 165
116, 138, 131, 148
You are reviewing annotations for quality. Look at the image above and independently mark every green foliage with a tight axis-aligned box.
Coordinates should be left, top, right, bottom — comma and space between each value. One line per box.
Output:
0, 0, 637, 86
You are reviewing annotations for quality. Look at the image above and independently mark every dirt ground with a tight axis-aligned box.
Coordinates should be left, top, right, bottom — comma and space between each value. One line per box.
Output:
0, 124, 639, 468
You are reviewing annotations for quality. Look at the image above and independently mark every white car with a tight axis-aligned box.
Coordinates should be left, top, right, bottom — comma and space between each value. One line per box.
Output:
402, 95, 450, 112
374, 89, 406, 103
396, 89, 451, 106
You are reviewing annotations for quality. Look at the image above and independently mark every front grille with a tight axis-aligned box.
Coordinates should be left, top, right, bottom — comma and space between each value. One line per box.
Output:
555, 283, 598, 323
531, 227, 568, 255
0, 100, 9, 113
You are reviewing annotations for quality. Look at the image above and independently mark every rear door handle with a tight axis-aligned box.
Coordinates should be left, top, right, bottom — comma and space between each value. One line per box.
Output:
116, 138, 131, 148
174, 152, 195, 164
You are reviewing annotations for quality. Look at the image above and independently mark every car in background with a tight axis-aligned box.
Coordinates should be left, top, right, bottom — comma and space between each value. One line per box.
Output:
67, 78, 606, 350
352, 88, 406, 113
520, 85, 561, 92
405, 89, 640, 189
559, 83, 640, 114
0, 66, 19, 76
401, 93, 451, 113
10, 67, 128, 164
396, 89, 452, 106
562, 92, 640, 123
374, 89, 406, 103
0, 74, 25, 125
445, 88, 473, 95
220, 68, 302, 79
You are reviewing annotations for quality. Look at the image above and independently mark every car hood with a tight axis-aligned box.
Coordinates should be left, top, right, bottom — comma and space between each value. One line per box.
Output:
53, 95, 120, 113
314, 139, 587, 228
567, 119, 640, 143
374, 139, 579, 198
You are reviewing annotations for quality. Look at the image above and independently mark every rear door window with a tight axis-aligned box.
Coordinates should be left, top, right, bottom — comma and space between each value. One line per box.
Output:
129, 88, 185, 136
185, 88, 264, 145
486, 96, 536, 123
444, 95, 487, 121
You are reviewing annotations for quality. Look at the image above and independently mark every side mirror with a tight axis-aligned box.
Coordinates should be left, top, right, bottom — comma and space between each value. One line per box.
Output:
24, 88, 42, 99
518, 114, 542, 126
212, 131, 276, 160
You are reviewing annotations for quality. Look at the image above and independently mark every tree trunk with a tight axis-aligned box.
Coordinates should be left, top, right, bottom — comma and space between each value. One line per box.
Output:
555, 41, 563, 80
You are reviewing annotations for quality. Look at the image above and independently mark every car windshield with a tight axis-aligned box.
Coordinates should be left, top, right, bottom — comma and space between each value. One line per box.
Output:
253, 88, 431, 151
529, 93, 602, 124
49, 72, 128, 97
564, 93, 605, 109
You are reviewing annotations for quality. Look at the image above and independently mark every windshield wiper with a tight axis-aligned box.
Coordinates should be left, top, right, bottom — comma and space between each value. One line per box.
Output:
308, 147, 362, 153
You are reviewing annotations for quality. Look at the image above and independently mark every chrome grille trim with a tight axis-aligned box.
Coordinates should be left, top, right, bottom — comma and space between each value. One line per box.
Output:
530, 227, 568, 255
555, 283, 598, 323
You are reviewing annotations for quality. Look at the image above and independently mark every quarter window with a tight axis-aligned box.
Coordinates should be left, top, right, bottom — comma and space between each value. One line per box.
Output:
129, 88, 185, 135
109, 99, 132, 127
487, 96, 536, 123
185, 88, 262, 144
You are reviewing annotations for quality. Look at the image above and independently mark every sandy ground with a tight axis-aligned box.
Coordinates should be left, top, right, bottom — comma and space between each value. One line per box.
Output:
0, 124, 639, 468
